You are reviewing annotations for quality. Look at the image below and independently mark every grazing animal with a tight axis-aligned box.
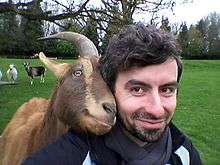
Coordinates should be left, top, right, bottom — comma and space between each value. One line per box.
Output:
0, 68, 2, 80
0, 32, 116, 165
6, 64, 18, 83
23, 62, 46, 85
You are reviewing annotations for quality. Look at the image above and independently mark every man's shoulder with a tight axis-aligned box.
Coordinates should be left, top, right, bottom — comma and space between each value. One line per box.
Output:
22, 131, 89, 165
170, 123, 193, 150
170, 123, 203, 165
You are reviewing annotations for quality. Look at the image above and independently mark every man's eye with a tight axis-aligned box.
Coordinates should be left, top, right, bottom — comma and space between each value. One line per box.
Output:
160, 87, 176, 96
130, 87, 144, 96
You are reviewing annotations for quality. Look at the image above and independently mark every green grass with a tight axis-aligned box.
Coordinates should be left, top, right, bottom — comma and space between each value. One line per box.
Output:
173, 60, 220, 164
0, 58, 220, 164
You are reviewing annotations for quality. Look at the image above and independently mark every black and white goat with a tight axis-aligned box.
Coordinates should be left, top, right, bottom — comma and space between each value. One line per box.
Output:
23, 62, 46, 85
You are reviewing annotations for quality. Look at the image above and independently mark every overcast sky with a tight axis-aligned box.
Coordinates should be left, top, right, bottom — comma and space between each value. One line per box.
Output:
168, 0, 220, 25
87, 0, 220, 26
133, 0, 220, 25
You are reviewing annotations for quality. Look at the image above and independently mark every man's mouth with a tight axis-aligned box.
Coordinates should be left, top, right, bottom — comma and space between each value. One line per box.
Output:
136, 118, 165, 129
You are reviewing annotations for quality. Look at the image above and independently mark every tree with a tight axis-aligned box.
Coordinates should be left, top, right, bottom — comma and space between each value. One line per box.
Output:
97, 5, 124, 54
178, 22, 189, 57
90, 0, 182, 53
0, 0, 187, 40
0, 0, 20, 55
83, 12, 99, 50
178, 23, 204, 58
207, 12, 220, 56
0, 0, 90, 23
0, 0, 189, 57
187, 25, 203, 57
195, 12, 220, 58
18, 0, 44, 55
196, 18, 209, 55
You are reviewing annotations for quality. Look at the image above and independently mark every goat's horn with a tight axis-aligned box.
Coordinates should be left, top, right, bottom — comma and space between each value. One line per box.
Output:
38, 32, 99, 58
38, 52, 70, 78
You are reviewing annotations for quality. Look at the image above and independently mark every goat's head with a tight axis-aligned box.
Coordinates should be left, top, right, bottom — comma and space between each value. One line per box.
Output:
23, 62, 29, 68
38, 32, 116, 135
9, 64, 15, 70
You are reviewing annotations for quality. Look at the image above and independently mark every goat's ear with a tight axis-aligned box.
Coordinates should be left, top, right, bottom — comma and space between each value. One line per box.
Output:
38, 52, 71, 78
52, 63, 71, 78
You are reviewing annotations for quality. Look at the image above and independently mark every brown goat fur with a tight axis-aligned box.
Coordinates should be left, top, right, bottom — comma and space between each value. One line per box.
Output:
0, 98, 49, 164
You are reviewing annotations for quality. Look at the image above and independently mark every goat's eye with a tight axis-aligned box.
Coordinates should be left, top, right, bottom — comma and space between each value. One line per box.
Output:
73, 70, 83, 77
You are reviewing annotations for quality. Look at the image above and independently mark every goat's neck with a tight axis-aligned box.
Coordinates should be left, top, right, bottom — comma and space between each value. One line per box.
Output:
37, 104, 68, 150
36, 83, 69, 150
24, 67, 30, 73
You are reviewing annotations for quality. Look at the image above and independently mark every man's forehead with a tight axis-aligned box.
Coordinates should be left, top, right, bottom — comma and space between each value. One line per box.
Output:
125, 58, 177, 74
117, 59, 178, 85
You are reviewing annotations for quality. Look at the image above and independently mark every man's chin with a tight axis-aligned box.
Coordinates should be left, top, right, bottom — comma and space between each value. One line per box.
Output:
119, 118, 167, 142
132, 126, 166, 142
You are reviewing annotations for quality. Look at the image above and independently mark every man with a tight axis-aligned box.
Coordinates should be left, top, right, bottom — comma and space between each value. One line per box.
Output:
23, 23, 202, 164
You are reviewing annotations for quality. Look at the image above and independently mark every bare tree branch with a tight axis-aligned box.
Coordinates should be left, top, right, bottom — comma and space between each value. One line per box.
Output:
0, 0, 90, 21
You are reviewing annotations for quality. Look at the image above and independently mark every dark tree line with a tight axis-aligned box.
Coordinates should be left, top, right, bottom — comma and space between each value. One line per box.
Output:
0, 0, 219, 59
178, 12, 220, 59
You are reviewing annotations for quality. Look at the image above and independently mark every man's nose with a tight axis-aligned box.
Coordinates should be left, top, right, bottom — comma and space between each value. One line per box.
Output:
144, 91, 164, 118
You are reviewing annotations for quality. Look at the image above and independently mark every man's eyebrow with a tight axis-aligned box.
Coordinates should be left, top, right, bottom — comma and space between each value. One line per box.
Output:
161, 81, 179, 88
125, 79, 151, 88
125, 80, 179, 88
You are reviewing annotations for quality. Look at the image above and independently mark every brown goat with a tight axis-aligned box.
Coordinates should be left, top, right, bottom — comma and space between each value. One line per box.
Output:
0, 32, 116, 165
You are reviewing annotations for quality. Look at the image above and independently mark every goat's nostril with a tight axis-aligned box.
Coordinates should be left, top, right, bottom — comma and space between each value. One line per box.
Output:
102, 103, 116, 114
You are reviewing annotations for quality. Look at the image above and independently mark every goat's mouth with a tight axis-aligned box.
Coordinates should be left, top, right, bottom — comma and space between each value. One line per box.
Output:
88, 115, 116, 135
93, 116, 116, 129
82, 108, 116, 135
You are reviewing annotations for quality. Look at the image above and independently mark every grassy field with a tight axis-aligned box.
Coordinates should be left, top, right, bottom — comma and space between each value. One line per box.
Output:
0, 58, 220, 164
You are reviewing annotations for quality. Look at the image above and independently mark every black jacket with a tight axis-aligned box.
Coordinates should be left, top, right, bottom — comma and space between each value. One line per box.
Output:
22, 123, 202, 165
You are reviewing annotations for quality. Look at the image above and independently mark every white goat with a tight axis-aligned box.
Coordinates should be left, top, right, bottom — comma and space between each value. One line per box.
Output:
0, 68, 2, 80
6, 64, 18, 83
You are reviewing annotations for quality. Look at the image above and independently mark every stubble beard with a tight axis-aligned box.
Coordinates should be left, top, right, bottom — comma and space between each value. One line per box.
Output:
119, 112, 170, 142
129, 123, 167, 142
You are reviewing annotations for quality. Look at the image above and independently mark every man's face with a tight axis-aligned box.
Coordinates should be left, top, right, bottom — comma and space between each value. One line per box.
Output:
114, 58, 178, 142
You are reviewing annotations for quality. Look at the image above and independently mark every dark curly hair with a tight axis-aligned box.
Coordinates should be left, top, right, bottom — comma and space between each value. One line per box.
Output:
99, 22, 182, 92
